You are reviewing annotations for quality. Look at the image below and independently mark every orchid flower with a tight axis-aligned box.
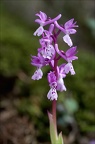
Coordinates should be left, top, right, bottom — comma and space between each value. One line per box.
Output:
34, 11, 61, 36
55, 19, 78, 47
31, 11, 78, 144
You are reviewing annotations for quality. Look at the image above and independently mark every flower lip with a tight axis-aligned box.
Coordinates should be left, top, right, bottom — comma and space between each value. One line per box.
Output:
64, 62, 76, 75
31, 68, 43, 80
57, 74, 66, 92
33, 26, 44, 36
63, 34, 73, 47
47, 88, 58, 101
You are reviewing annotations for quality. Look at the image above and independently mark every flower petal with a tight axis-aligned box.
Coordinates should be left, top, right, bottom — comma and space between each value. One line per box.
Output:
40, 11, 47, 21
67, 56, 78, 61
64, 63, 75, 75
35, 19, 42, 24
47, 88, 58, 101
63, 34, 73, 47
64, 18, 74, 29
66, 46, 77, 57
31, 68, 43, 80
57, 75, 66, 92
34, 26, 44, 36
67, 29, 77, 34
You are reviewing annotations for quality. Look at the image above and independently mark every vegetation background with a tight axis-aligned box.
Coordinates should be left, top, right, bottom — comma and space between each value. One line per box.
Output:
0, 0, 95, 144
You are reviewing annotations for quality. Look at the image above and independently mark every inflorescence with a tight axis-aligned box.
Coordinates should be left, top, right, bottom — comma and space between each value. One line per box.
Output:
31, 11, 78, 101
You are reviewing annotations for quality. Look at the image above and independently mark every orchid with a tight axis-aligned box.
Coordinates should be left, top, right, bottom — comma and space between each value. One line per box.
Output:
63, 18, 78, 47
65, 46, 78, 62
34, 11, 61, 36
31, 11, 78, 144
54, 19, 78, 47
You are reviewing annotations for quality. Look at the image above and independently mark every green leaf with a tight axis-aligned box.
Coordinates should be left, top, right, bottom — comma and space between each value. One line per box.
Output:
56, 132, 64, 144
48, 112, 58, 144
48, 112, 64, 144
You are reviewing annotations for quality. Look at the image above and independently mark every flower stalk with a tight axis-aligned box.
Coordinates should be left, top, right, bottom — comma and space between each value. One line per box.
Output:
52, 100, 57, 131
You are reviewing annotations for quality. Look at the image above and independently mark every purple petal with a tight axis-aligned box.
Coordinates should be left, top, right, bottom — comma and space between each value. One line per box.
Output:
67, 56, 78, 61
31, 62, 42, 68
64, 18, 74, 29
67, 29, 77, 34
35, 19, 42, 24
73, 21, 79, 27
48, 71, 56, 84
35, 11, 47, 22
31, 54, 45, 67
40, 11, 47, 21
35, 13, 41, 18
66, 47, 77, 57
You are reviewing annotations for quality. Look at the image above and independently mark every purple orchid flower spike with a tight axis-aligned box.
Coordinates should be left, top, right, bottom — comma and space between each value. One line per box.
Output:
31, 11, 78, 144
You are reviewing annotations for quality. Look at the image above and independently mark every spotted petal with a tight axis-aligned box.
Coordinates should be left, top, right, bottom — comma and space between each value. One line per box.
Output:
47, 88, 58, 101
64, 63, 75, 75
32, 68, 43, 80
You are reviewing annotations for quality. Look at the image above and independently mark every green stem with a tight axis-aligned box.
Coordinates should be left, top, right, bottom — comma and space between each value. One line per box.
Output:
52, 100, 58, 137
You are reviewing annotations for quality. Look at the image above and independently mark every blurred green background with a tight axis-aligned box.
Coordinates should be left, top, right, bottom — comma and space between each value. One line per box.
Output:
0, 0, 95, 144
